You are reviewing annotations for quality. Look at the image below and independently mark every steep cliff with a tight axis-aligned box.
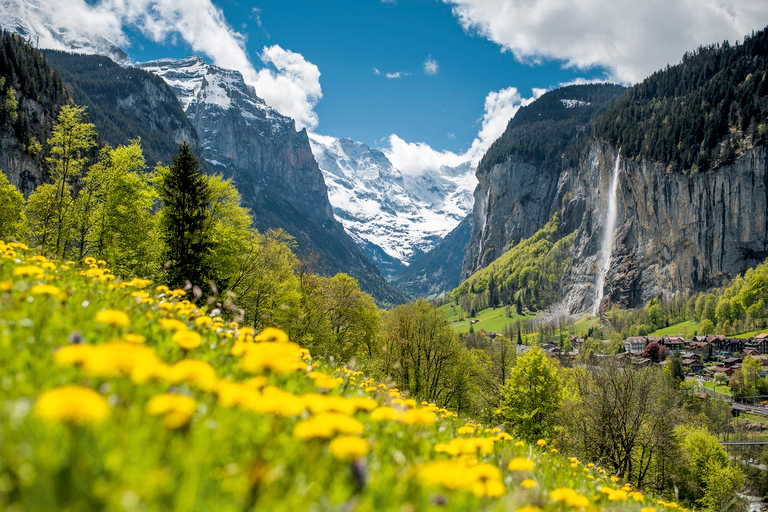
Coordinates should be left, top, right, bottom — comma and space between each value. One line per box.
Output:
0, 31, 68, 195
140, 58, 405, 306
43, 51, 201, 166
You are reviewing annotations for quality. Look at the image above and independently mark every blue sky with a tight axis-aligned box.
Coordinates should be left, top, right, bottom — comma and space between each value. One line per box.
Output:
122, 0, 605, 154
12, 0, 768, 170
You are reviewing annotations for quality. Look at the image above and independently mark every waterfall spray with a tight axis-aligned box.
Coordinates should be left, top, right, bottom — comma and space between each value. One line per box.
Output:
592, 153, 621, 315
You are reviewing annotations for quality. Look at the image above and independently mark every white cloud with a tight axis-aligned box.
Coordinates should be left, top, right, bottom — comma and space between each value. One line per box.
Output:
384, 86, 539, 175
443, 0, 768, 83
253, 45, 322, 130
385, 71, 410, 79
423, 55, 439, 75
3, 0, 322, 130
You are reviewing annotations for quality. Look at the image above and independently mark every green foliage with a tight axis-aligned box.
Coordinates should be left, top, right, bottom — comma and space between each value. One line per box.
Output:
0, 172, 26, 240
448, 213, 576, 315
498, 347, 562, 442
595, 28, 768, 173
157, 142, 215, 290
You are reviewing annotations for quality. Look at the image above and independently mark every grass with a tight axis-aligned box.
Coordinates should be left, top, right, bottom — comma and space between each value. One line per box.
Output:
702, 380, 734, 398
439, 303, 535, 335
647, 321, 699, 337
0, 241, 688, 511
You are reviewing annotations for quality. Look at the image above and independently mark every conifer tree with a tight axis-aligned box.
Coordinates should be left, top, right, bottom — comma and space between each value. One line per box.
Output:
158, 142, 214, 290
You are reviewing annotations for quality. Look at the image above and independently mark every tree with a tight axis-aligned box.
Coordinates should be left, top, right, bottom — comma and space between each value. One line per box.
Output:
0, 172, 26, 240
643, 341, 661, 362
380, 299, 462, 404
498, 347, 562, 442
158, 142, 215, 290
45, 103, 96, 258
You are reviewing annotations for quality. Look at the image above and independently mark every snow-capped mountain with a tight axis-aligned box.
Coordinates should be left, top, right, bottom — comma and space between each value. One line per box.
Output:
138, 57, 405, 305
309, 134, 476, 274
0, 0, 129, 63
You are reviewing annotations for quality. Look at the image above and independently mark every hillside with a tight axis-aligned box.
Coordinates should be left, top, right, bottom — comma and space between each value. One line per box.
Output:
0, 240, 687, 511
43, 50, 202, 167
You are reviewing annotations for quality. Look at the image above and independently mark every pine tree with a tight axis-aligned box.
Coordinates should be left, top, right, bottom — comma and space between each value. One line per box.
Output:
159, 142, 214, 291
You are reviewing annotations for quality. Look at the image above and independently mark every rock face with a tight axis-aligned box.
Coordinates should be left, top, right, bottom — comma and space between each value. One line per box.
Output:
467, 136, 768, 313
139, 58, 405, 306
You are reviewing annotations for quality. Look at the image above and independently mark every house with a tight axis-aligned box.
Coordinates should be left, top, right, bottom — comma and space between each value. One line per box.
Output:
633, 358, 652, 368
722, 357, 742, 368
686, 341, 714, 361
746, 336, 768, 354
663, 337, 686, 354
682, 359, 704, 373
625, 337, 647, 355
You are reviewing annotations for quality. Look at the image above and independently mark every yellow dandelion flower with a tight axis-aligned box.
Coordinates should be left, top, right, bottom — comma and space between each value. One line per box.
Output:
329, 435, 369, 460
30, 284, 61, 296
250, 386, 306, 417
84, 257, 96, 265
172, 330, 203, 350
641, 508, 657, 512
146, 394, 196, 429
536, 439, 547, 446
515, 506, 543, 512
520, 479, 538, 489
309, 371, 344, 390
610, 475, 620, 483
607, 489, 628, 501
159, 318, 187, 332
401, 408, 437, 426
293, 413, 365, 440
167, 360, 218, 390
122, 333, 146, 344
194, 316, 214, 327
507, 457, 535, 472
550, 488, 590, 508
240, 341, 305, 374
514, 441, 526, 447
95, 309, 130, 328
254, 327, 289, 343
155, 285, 170, 293
370, 406, 400, 421
0, 280, 12, 291
13, 265, 44, 277
457, 425, 475, 435
35, 386, 109, 424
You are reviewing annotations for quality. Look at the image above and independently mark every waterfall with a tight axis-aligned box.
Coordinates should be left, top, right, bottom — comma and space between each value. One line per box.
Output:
592, 153, 621, 315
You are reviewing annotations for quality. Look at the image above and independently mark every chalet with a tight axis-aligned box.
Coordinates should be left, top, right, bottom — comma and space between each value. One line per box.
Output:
625, 337, 647, 355
706, 365, 736, 377
633, 358, 652, 368
681, 352, 701, 362
686, 341, 714, 361
663, 337, 685, 354
569, 335, 585, 351
682, 358, 704, 373
746, 336, 768, 354
722, 357, 742, 368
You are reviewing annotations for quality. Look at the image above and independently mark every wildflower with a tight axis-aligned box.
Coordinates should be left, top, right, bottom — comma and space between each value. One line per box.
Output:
467, 464, 505, 497
146, 394, 196, 429
159, 318, 188, 332
457, 425, 475, 435
536, 439, 547, 446
641, 508, 657, 512
30, 284, 61, 296
251, 387, 305, 417
172, 330, 203, 350
95, 309, 130, 328
520, 479, 537, 489
194, 316, 214, 327
515, 507, 543, 512
550, 488, 590, 508
329, 435, 370, 460
293, 413, 365, 440
309, 371, 344, 390
13, 265, 44, 277
156, 285, 170, 294
167, 360, 218, 390
122, 333, 146, 344
401, 408, 437, 426
34, 386, 109, 424
254, 327, 289, 343
610, 475, 620, 483
84, 257, 96, 265
216, 381, 261, 409
507, 457, 535, 472
514, 441, 525, 447
0, 280, 11, 291
370, 406, 400, 422
240, 341, 305, 374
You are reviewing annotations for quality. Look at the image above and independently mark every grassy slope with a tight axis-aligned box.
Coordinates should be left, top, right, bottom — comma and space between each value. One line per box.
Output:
0, 242, 687, 511
648, 320, 768, 339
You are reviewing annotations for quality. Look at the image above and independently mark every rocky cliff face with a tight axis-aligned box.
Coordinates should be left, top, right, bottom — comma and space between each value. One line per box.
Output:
466, 137, 768, 314
566, 142, 768, 313
140, 58, 405, 305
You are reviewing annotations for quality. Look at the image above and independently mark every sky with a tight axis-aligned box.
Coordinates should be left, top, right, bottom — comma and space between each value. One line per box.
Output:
8, 0, 768, 172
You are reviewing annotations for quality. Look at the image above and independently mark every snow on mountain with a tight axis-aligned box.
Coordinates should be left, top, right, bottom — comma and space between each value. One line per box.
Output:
0, 0, 129, 63
309, 134, 476, 268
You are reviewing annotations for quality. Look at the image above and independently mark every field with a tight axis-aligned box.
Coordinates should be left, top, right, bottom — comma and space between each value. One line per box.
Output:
0, 241, 687, 511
